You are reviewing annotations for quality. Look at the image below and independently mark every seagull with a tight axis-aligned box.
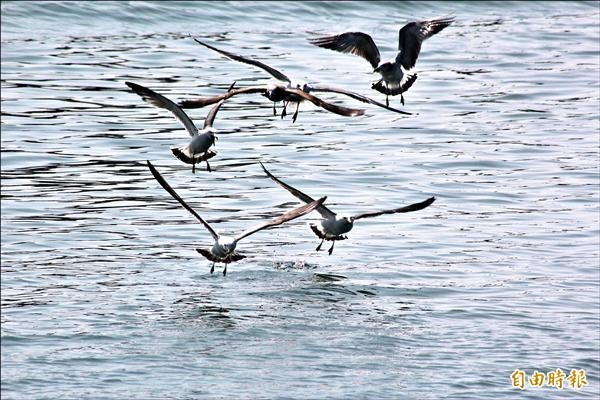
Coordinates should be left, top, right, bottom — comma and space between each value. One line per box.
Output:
309, 17, 455, 106
179, 82, 365, 123
181, 38, 412, 121
146, 160, 326, 275
260, 162, 435, 255
126, 81, 225, 173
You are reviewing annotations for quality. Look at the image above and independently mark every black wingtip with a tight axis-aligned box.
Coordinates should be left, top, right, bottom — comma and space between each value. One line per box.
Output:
146, 159, 162, 182
258, 161, 275, 179
146, 159, 156, 172
316, 196, 327, 207
258, 160, 267, 172
192, 37, 212, 50
125, 81, 152, 96
125, 81, 139, 90
417, 196, 436, 210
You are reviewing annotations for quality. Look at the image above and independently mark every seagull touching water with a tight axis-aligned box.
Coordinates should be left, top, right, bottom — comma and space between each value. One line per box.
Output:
260, 162, 435, 255
147, 161, 326, 275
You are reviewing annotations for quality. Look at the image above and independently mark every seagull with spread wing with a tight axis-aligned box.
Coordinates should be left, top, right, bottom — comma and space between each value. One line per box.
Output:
309, 17, 454, 106
126, 81, 226, 173
178, 38, 411, 122
260, 162, 435, 255
179, 82, 365, 123
147, 161, 326, 275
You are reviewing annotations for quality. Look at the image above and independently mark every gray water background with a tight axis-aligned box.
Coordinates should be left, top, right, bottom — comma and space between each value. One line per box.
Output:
1, 1, 599, 399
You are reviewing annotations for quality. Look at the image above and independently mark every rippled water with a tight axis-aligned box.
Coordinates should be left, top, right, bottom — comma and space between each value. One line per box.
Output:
2, 1, 599, 399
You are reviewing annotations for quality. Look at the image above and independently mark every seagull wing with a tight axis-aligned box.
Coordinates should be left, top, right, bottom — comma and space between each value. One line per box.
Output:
308, 84, 412, 115
147, 160, 219, 241
260, 162, 336, 219
285, 88, 364, 117
351, 196, 435, 221
178, 86, 267, 109
397, 17, 455, 70
234, 196, 327, 242
194, 38, 292, 83
202, 99, 225, 129
126, 81, 198, 137
309, 32, 381, 69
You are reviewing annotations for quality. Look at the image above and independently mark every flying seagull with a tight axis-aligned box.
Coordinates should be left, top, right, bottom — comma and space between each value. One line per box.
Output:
179, 82, 365, 123
260, 162, 435, 255
146, 160, 326, 275
180, 38, 411, 121
126, 81, 225, 173
309, 17, 455, 106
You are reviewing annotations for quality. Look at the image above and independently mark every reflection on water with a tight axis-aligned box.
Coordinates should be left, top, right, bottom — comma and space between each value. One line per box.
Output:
2, 1, 599, 399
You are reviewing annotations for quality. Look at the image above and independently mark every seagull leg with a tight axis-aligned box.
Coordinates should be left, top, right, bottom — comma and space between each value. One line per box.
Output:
316, 238, 325, 252
223, 263, 228, 276
401, 92, 405, 106
273, 102, 277, 116
206, 159, 211, 173
328, 241, 335, 255
385, 81, 390, 107
210, 262, 215, 274
192, 163, 196, 174
385, 83, 390, 107
281, 101, 288, 119
292, 102, 300, 123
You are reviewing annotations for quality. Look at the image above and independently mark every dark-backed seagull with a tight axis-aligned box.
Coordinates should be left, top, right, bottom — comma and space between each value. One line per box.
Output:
126, 81, 226, 173
179, 82, 364, 123
180, 38, 411, 121
309, 17, 454, 106
260, 162, 435, 255
147, 160, 326, 275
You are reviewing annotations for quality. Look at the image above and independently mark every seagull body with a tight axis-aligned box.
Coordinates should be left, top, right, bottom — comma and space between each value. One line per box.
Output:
182, 38, 411, 120
260, 162, 435, 255
126, 81, 225, 173
146, 161, 326, 275
318, 214, 354, 238
309, 17, 454, 106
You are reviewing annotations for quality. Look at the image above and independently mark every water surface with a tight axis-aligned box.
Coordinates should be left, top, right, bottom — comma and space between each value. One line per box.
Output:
1, 1, 599, 399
